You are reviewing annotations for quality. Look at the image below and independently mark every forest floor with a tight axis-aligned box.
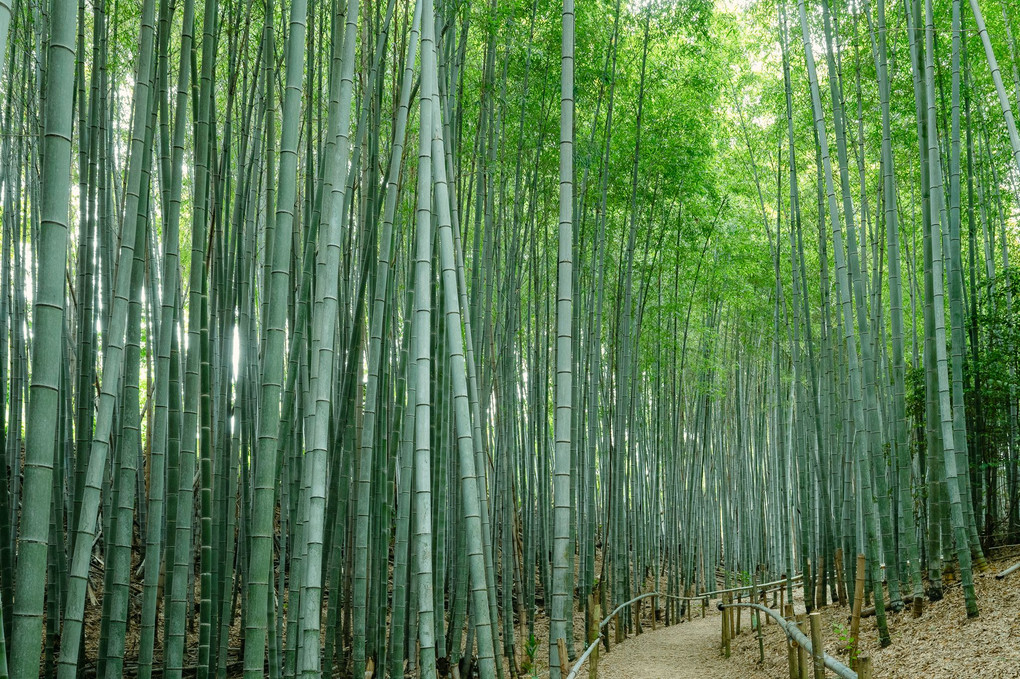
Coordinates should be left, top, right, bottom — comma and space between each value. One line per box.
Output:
566, 547, 1020, 679
74, 547, 1020, 677
727, 547, 1020, 678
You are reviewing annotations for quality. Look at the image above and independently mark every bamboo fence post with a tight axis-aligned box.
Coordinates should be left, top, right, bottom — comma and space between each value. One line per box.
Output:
702, 597, 707, 618
729, 593, 736, 640
850, 553, 866, 667
557, 638, 569, 677
756, 607, 765, 663
808, 611, 824, 679
758, 573, 769, 626
796, 614, 808, 679
721, 599, 730, 658
785, 604, 797, 679
858, 655, 873, 679
754, 573, 764, 662
736, 592, 742, 636
722, 599, 730, 652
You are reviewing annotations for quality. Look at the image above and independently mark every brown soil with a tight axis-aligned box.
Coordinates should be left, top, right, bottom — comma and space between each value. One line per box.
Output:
71, 541, 1020, 678
572, 611, 755, 679
562, 550, 1020, 679
729, 550, 1020, 679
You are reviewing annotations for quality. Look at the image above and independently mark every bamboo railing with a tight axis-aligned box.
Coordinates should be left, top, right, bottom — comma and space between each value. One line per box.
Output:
563, 574, 805, 679
718, 601, 871, 679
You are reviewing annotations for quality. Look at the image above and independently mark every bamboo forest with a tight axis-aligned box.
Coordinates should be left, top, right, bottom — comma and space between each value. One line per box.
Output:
2, 0, 1020, 675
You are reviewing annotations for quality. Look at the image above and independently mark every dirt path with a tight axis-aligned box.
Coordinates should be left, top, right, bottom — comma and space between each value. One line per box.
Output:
575, 612, 753, 679
574, 554, 1020, 679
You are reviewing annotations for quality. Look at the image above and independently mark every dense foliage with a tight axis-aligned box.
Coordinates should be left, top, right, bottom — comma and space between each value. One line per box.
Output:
0, 0, 1016, 677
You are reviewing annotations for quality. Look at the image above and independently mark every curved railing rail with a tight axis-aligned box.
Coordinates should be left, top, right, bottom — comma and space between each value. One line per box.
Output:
563, 592, 657, 679
564, 574, 804, 679
563, 591, 656, 676
718, 602, 857, 679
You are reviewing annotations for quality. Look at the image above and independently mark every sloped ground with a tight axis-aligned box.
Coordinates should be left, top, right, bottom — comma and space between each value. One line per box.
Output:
726, 549, 1020, 679
569, 549, 1020, 679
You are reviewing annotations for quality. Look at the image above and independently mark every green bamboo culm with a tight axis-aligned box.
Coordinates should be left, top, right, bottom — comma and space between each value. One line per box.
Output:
412, 0, 439, 674
9, 0, 77, 676
0, 0, 1018, 675
550, 0, 575, 675
245, 0, 304, 673
924, 0, 978, 619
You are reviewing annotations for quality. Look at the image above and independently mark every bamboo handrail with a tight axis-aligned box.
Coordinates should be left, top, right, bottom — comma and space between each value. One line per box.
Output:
995, 561, 1020, 579
695, 573, 803, 599
718, 602, 857, 679
565, 574, 805, 679
564, 592, 657, 679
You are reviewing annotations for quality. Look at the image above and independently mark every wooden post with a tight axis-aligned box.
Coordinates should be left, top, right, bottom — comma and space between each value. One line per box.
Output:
850, 553, 866, 668
808, 611, 824, 679
785, 604, 798, 679
596, 582, 608, 655
724, 604, 731, 658
857, 655, 873, 679
735, 592, 742, 636
702, 597, 707, 618
834, 548, 847, 606
795, 614, 808, 679
721, 600, 729, 657
726, 591, 734, 640
589, 595, 600, 679
729, 593, 736, 640
557, 638, 569, 678
757, 573, 769, 626
756, 604, 765, 664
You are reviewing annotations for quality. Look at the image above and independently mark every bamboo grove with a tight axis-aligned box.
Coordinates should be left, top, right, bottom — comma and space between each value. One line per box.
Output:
0, 0, 1017, 676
